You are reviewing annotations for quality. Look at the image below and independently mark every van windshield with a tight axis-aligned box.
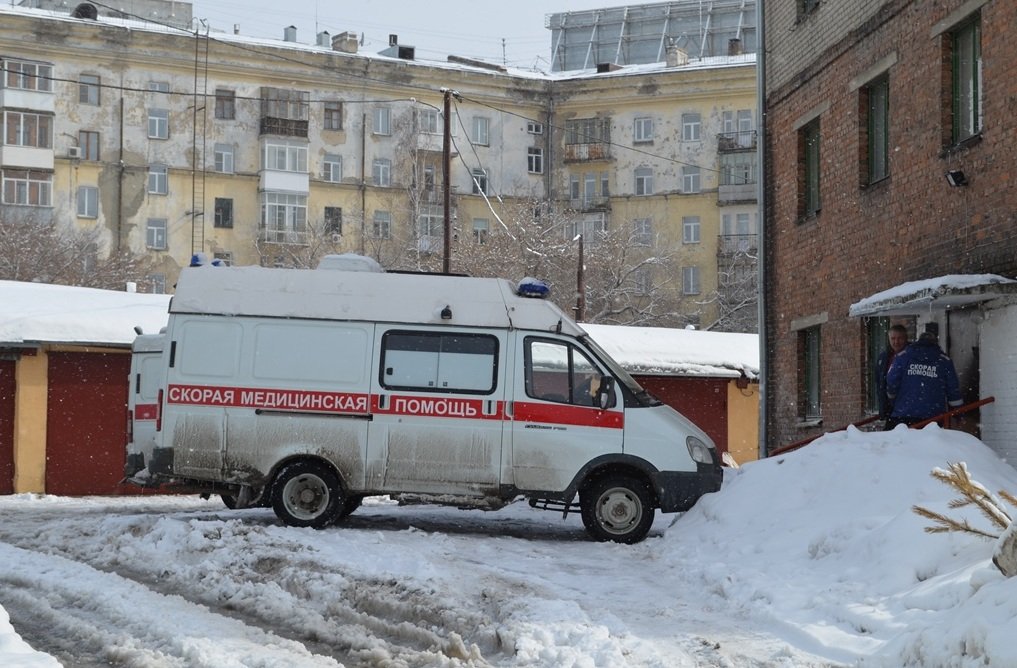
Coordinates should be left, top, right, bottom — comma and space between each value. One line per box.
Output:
580, 335, 661, 407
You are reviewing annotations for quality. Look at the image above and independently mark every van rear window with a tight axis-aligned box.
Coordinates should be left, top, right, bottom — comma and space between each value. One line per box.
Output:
380, 331, 498, 394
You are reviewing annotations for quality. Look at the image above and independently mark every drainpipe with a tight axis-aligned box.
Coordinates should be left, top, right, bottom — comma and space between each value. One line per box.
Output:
755, 0, 768, 459
117, 95, 125, 250
360, 111, 366, 255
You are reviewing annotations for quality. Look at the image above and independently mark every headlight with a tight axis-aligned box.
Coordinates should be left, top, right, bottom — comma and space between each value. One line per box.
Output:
686, 435, 715, 464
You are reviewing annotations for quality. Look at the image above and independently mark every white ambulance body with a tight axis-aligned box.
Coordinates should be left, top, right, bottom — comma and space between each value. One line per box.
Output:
124, 333, 164, 482
139, 265, 722, 543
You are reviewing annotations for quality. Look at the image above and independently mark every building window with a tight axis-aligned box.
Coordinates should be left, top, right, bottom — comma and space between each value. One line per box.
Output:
213, 252, 233, 266
322, 153, 342, 182
417, 108, 439, 134
263, 141, 307, 172
472, 116, 489, 145
214, 143, 234, 173
5, 60, 53, 92
323, 101, 343, 130
76, 186, 98, 218
949, 15, 982, 144
417, 205, 443, 251
148, 81, 170, 93
565, 118, 610, 145
2, 170, 52, 206
566, 213, 608, 244
722, 109, 755, 147
214, 197, 233, 228
472, 218, 489, 244
146, 218, 167, 250
420, 165, 436, 192
261, 192, 307, 243
4, 111, 52, 148
374, 107, 391, 135
682, 166, 701, 193
861, 75, 889, 185
148, 164, 168, 194
373, 159, 391, 186
79, 74, 100, 105
798, 118, 821, 219
635, 267, 653, 295
682, 266, 701, 295
324, 207, 342, 236
471, 168, 489, 195
148, 109, 169, 139
215, 89, 236, 120
681, 112, 701, 141
799, 325, 822, 419
634, 167, 653, 196
527, 147, 543, 174
720, 152, 757, 186
682, 215, 700, 244
78, 130, 100, 161
372, 210, 391, 239
633, 116, 653, 143
633, 218, 653, 246
527, 121, 543, 135
147, 273, 166, 294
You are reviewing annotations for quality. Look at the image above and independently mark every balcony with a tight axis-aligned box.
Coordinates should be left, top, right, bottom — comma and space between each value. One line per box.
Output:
569, 195, 610, 211
564, 142, 612, 163
718, 182, 757, 205
717, 234, 758, 256
259, 229, 307, 245
718, 131, 757, 152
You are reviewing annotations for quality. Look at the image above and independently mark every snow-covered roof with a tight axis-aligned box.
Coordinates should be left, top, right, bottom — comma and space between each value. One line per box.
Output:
849, 274, 1017, 318
0, 281, 170, 347
583, 323, 758, 379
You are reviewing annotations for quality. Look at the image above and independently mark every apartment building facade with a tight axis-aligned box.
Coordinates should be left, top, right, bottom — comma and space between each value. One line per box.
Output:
0, 2, 757, 330
762, 0, 1017, 456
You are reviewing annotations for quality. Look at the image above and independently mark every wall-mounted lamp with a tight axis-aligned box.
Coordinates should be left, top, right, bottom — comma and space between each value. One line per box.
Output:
945, 169, 968, 187
440, 305, 453, 320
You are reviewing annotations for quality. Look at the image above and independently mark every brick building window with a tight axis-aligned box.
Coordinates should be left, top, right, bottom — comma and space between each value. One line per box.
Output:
861, 74, 889, 185
798, 118, 821, 219
948, 15, 982, 145
799, 325, 822, 419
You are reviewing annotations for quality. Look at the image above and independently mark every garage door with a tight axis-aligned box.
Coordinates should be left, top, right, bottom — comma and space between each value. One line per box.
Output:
0, 360, 14, 495
46, 352, 130, 496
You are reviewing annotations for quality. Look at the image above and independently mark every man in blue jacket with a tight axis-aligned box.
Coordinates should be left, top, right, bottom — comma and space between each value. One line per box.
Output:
885, 331, 963, 429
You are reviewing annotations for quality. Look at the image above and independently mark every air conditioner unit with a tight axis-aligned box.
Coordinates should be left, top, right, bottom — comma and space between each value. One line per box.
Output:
67, 146, 81, 159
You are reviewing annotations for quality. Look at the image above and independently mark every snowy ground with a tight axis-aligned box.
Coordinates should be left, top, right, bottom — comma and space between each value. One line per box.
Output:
3, 425, 1017, 667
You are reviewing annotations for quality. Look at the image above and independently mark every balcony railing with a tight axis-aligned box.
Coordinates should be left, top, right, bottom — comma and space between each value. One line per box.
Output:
259, 229, 307, 245
718, 130, 757, 152
717, 234, 758, 255
564, 142, 612, 162
569, 195, 610, 211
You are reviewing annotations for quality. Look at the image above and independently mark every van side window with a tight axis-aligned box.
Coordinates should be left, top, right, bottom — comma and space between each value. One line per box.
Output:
178, 321, 242, 377
525, 338, 612, 408
380, 331, 498, 393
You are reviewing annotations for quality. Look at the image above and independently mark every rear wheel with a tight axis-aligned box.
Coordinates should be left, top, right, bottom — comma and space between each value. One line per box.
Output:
580, 474, 655, 544
272, 461, 344, 529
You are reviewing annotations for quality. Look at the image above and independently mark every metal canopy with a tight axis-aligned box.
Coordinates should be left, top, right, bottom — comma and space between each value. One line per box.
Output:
848, 274, 1017, 318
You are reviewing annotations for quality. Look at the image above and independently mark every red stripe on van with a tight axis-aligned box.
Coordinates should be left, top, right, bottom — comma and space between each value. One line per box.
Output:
134, 404, 158, 420
373, 395, 504, 420
166, 384, 370, 415
514, 401, 624, 429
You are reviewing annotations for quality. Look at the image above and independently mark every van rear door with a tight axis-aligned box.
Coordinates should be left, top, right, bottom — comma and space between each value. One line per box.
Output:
509, 335, 623, 492
366, 327, 506, 496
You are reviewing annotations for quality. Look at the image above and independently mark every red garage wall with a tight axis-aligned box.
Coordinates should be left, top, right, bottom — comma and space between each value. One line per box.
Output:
45, 352, 130, 496
634, 375, 729, 453
0, 360, 14, 495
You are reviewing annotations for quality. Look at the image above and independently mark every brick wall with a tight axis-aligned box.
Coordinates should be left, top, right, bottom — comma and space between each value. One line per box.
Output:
763, 0, 1017, 450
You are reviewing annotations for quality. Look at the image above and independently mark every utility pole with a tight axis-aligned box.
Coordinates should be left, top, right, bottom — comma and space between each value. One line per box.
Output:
440, 87, 459, 273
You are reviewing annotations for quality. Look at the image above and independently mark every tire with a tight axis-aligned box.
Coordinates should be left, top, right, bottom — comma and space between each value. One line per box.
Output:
220, 493, 238, 509
334, 494, 365, 521
579, 474, 655, 544
271, 461, 344, 529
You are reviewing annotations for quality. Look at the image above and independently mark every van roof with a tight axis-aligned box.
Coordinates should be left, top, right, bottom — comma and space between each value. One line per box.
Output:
171, 266, 585, 336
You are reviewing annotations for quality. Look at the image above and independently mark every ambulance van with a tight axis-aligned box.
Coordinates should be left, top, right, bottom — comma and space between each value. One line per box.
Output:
131, 264, 722, 543
125, 332, 164, 482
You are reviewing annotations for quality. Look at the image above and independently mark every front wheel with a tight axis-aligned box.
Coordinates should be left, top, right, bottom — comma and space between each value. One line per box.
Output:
580, 475, 655, 544
272, 461, 344, 529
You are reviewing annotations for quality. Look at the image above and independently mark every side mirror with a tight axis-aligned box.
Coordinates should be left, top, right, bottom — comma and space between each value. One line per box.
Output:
597, 376, 615, 410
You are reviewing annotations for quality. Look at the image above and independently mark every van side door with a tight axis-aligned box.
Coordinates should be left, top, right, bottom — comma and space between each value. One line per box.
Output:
509, 335, 623, 493
367, 327, 506, 496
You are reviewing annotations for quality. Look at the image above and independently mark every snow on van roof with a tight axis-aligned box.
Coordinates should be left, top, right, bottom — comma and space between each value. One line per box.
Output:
583, 323, 759, 379
0, 280, 170, 347
171, 265, 584, 336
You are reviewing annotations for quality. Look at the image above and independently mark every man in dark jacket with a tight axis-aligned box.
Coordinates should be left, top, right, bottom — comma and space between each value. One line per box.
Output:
875, 324, 909, 420
885, 331, 963, 428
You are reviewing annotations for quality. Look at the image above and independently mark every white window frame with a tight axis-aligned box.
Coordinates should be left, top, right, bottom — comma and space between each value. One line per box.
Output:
471, 168, 488, 195
418, 108, 440, 134
148, 109, 169, 139
146, 218, 167, 250
634, 167, 653, 196
322, 153, 342, 182
262, 141, 308, 173
682, 266, 701, 295
633, 217, 653, 246
5, 60, 53, 92
76, 185, 98, 218
527, 120, 544, 135
148, 164, 168, 194
1, 170, 52, 206
214, 143, 234, 173
682, 166, 701, 193
633, 116, 654, 142
374, 107, 391, 135
682, 215, 701, 244
373, 159, 391, 187
148, 81, 170, 93
472, 116, 490, 145
527, 147, 543, 174
261, 192, 308, 243
682, 112, 701, 141
372, 210, 392, 239
4, 111, 52, 148
472, 218, 489, 244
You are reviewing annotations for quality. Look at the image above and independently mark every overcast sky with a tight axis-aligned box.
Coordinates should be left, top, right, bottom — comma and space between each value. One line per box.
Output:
188, 0, 613, 70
